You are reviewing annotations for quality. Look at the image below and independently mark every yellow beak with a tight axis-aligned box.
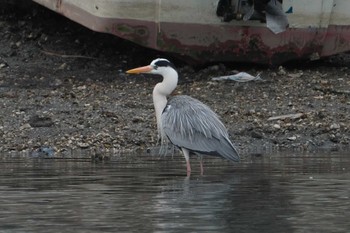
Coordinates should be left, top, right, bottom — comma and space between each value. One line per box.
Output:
126, 65, 153, 74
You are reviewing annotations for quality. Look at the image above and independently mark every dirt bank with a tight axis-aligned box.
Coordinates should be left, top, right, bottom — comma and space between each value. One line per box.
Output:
0, 3, 349, 158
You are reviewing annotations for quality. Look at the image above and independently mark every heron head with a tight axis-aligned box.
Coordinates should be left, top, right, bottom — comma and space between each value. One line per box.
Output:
126, 58, 176, 75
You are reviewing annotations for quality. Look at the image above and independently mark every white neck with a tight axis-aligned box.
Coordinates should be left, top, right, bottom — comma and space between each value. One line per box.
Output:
152, 68, 178, 134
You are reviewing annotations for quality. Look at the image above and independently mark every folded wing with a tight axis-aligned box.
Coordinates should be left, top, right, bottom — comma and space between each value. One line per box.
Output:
161, 95, 239, 162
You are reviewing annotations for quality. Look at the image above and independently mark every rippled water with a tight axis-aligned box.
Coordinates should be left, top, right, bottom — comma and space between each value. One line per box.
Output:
0, 152, 349, 233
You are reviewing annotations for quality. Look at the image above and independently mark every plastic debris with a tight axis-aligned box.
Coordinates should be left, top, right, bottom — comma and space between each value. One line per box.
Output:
243, 0, 289, 34
265, 0, 289, 34
267, 113, 304, 121
212, 72, 263, 82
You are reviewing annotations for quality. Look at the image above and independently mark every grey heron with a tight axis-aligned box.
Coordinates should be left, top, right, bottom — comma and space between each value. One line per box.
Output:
126, 58, 239, 175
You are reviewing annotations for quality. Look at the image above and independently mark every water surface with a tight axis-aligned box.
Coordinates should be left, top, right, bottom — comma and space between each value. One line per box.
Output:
0, 152, 349, 233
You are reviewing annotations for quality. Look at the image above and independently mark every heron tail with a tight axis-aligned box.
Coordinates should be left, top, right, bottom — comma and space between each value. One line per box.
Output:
218, 137, 240, 162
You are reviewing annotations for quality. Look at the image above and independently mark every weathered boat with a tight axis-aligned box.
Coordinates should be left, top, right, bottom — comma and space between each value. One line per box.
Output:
32, 0, 350, 64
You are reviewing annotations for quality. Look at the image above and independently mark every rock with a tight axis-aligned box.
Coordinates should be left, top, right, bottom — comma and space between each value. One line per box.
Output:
287, 72, 303, 78
77, 85, 87, 90
251, 130, 263, 139
132, 116, 144, 123
28, 115, 54, 127
58, 63, 67, 70
208, 65, 220, 72
50, 78, 63, 87
30, 146, 55, 157
77, 142, 90, 148
330, 123, 340, 130
278, 66, 287, 75
0, 63, 7, 69
329, 134, 340, 143
20, 123, 32, 130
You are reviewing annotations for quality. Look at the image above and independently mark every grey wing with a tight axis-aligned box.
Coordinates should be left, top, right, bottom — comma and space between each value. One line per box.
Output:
161, 96, 239, 162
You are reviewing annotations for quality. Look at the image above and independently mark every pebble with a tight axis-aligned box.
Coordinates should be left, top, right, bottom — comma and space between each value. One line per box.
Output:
278, 66, 287, 75
77, 142, 90, 148
251, 131, 263, 139
287, 72, 303, 78
330, 123, 340, 130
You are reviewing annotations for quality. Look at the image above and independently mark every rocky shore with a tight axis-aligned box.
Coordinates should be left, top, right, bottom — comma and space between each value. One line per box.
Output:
0, 3, 349, 158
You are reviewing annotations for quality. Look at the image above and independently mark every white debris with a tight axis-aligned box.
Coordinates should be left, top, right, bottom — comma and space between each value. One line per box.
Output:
267, 113, 304, 121
242, 0, 289, 34
265, 0, 289, 34
212, 72, 263, 82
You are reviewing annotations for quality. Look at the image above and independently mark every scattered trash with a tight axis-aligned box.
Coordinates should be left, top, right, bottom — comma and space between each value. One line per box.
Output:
30, 146, 55, 157
268, 113, 304, 121
212, 72, 263, 82
265, 0, 289, 34
243, 0, 289, 34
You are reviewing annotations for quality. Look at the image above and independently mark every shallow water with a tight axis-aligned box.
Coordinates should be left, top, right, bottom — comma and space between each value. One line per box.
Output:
0, 152, 349, 233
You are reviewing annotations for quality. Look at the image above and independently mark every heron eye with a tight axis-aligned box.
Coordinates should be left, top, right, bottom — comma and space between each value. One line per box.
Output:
153, 65, 158, 70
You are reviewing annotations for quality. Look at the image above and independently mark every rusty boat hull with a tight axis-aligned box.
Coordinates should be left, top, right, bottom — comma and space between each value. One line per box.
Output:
32, 0, 350, 64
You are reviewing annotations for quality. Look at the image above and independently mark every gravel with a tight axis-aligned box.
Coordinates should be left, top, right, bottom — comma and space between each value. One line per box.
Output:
0, 3, 349, 158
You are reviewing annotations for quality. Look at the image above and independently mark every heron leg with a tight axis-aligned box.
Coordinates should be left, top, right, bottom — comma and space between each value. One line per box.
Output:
181, 148, 191, 175
199, 156, 204, 176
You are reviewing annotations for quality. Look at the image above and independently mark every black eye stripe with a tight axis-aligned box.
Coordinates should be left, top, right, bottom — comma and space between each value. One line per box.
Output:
154, 60, 176, 69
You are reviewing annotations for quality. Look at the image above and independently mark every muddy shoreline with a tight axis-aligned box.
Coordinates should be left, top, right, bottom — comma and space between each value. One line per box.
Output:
0, 3, 349, 158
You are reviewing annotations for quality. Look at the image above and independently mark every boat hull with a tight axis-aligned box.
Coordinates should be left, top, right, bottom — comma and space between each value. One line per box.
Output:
32, 0, 350, 64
